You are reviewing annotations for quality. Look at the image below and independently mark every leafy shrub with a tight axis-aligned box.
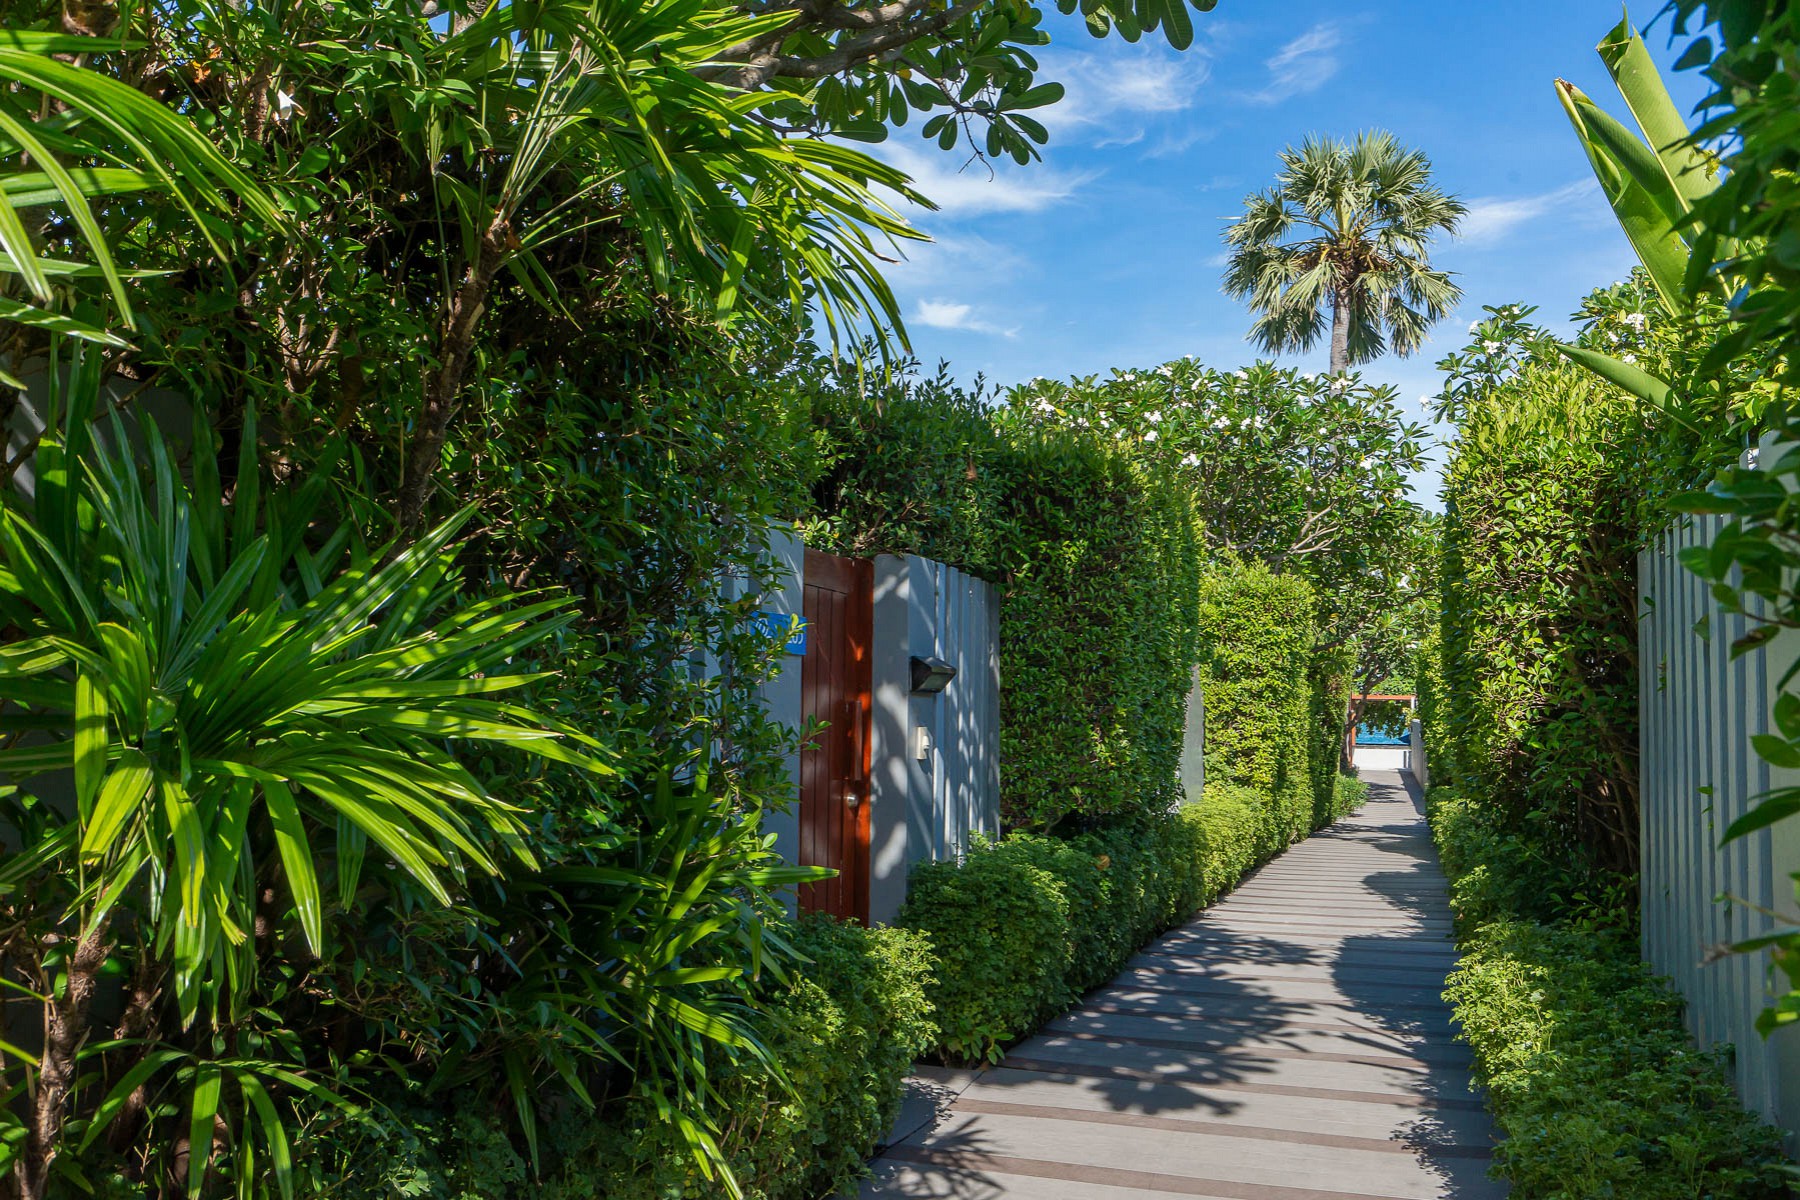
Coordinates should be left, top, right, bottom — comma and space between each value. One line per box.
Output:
1431, 790, 1790, 1198
318, 917, 937, 1200
900, 785, 1288, 1064
1195, 563, 1322, 846
1448, 919, 1789, 1199
897, 835, 1078, 1061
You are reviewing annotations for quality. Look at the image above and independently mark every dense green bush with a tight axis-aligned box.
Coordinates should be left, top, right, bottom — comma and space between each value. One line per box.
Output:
1434, 290, 1729, 890
985, 429, 1203, 830
1195, 563, 1322, 846
320, 916, 937, 1200
800, 373, 1203, 831
896, 835, 1080, 1061
1431, 791, 1789, 1198
899, 787, 1287, 1063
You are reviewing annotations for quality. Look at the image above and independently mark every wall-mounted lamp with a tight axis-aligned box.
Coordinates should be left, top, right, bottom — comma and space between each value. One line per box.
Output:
910, 655, 957, 695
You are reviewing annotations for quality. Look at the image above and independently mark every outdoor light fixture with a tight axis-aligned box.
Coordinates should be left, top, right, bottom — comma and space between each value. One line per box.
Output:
910, 655, 957, 695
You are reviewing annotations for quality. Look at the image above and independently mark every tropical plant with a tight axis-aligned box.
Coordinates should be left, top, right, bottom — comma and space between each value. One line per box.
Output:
1222, 131, 1466, 374
0, 0, 929, 532
0, 347, 822, 1198
1670, 0, 1798, 380
0, 30, 281, 356
1552, 14, 1730, 415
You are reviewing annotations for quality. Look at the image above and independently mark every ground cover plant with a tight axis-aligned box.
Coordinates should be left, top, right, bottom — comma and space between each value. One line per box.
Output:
1431, 792, 1789, 1199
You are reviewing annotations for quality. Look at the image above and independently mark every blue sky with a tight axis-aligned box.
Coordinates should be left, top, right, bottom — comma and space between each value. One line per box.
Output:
869, 1, 1711, 506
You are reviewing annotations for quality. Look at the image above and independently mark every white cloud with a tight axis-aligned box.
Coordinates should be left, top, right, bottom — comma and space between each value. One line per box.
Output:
886, 232, 1028, 289
873, 140, 1090, 218
1249, 23, 1342, 104
1041, 43, 1211, 142
913, 298, 1018, 337
1458, 180, 1600, 246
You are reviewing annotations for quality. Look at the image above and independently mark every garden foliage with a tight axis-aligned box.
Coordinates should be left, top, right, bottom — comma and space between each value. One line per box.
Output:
1432, 289, 1724, 892
1004, 359, 1427, 651
311, 916, 937, 1200
1195, 564, 1354, 845
1431, 792, 1789, 1199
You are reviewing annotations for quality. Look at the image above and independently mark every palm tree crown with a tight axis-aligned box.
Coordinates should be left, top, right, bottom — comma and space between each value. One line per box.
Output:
1223, 131, 1467, 373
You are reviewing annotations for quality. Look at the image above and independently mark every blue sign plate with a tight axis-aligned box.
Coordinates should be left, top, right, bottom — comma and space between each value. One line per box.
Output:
752, 610, 807, 656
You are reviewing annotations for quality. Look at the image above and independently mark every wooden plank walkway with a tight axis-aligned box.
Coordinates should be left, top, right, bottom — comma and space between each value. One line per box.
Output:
859, 770, 1506, 1200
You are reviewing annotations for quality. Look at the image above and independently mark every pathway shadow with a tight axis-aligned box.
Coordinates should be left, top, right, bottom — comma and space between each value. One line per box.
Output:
855, 1120, 1004, 1199
971, 925, 1326, 1118
1329, 774, 1507, 1198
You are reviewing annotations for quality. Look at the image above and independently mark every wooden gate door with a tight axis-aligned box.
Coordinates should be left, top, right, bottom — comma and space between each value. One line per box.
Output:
798, 549, 873, 922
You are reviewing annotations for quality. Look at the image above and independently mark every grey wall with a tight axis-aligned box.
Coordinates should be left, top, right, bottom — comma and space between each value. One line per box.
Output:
1178, 672, 1205, 803
868, 554, 1000, 924
1409, 718, 1429, 789
1640, 515, 1800, 1140
754, 527, 807, 881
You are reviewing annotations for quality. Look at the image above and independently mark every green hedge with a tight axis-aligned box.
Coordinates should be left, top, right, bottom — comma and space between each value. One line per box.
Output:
801, 383, 1203, 832
1195, 563, 1326, 846
898, 788, 1282, 1063
1430, 791, 1789, 1198
986, 431, 1202, 830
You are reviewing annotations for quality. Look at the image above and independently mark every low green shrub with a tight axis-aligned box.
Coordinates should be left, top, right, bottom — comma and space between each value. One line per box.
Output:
318, 916, 936, 1200
897, 836, 1078, 1061
1431, 790, 1790, 1198
902, 785, 1286, 1063
1447, 920, 1788, 1199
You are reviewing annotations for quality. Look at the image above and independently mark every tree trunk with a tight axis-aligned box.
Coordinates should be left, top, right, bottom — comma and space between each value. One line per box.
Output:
22, 924, 112, 1200
1329, 291, 1350, 375
395, 215, 511, 537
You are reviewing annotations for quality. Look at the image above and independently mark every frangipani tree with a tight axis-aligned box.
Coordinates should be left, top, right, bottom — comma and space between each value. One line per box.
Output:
1223, 131, 1466, 374
1005, 358, 1428, 647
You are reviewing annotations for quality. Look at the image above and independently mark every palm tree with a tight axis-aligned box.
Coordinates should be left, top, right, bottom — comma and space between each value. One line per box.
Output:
1223, 131, 1467, 374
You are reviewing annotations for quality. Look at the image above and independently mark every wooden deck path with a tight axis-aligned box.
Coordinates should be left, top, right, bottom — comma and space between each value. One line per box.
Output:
859, 769, 1506, 1200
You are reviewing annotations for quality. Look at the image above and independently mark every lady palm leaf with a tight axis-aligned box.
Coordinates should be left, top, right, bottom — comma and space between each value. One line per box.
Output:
0, 353, 613, 1025
1223, 130, 1466, 373
0, 32, 281, 350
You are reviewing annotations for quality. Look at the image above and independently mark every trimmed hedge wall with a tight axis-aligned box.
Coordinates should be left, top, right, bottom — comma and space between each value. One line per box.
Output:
1437, 365, 1648, 884
899, 784, 1295, 1063
802, 385, 1203, 832
1430, 790, 1789, 1198
986, 431, 1202, 830
1195, 563, 1346, 846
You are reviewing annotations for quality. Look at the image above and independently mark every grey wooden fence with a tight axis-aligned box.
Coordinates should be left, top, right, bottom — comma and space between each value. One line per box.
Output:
868, 553, 1001, 923
1639, 515, 1800, 1137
